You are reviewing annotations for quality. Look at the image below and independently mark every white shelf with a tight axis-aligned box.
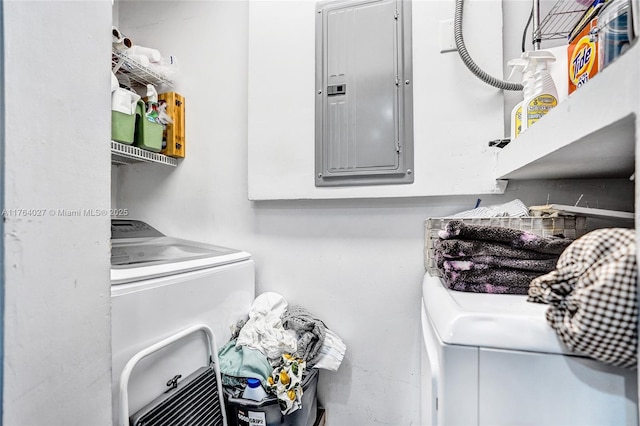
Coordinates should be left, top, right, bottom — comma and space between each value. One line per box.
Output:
111, 49, 173, 89
111, 141, 178, 167
111, 48, 177, 168
496, 40, 638, 181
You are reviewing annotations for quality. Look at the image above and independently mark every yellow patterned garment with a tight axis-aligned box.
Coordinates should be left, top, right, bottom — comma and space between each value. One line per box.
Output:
267, 354, 306, 415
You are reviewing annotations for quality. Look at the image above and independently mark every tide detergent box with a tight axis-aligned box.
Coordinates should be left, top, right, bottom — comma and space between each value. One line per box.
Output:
568, 18, 599, 94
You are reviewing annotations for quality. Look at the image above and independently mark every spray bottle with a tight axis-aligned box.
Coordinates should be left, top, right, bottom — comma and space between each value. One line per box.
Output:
522, 50, 559, 130
507, 57, 535, 140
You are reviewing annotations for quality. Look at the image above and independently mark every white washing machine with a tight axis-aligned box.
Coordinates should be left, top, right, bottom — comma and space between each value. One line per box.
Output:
420, 273, 638, 426
110, 220, 255, 425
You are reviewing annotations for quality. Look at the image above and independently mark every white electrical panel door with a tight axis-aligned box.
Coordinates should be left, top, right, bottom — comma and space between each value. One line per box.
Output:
315, 0, 413, 187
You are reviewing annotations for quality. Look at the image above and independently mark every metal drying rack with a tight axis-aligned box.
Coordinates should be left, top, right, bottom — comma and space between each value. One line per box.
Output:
533, 0, 592, 49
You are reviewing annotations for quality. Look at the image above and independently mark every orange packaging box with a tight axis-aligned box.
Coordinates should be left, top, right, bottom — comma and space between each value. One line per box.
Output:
567, 18, 599, 95
158, 92, 186, 158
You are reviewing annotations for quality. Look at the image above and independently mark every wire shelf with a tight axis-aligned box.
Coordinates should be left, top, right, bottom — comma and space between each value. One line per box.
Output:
111, 48, 178, 168
111, 49, 174, 89
536, 0, 591, 42
111, 141, 178, 167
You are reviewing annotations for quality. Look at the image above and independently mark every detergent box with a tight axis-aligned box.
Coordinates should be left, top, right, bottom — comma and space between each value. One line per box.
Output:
567, 17, 599, 94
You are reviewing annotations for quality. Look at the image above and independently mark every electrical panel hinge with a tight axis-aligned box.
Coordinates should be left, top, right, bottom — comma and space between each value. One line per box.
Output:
396, 142, 401, 153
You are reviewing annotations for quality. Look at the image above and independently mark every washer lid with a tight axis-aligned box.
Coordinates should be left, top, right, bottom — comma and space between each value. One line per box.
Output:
111, 237, 243, 267
110, 219, 252, 284
422, 273, 574, 355
111, 238, 251, 285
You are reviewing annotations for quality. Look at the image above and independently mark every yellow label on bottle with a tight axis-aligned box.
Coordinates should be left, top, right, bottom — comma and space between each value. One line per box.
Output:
527, 94, 557, 128
514, 105, 522, 138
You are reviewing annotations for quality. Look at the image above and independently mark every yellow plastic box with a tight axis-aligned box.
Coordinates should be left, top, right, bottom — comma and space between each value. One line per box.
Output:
158, 92, 186, 158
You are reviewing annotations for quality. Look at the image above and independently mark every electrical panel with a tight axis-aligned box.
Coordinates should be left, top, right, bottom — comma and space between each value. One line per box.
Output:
315, 0, 413, 187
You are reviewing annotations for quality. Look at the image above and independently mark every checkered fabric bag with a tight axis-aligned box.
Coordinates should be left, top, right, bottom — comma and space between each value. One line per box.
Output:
528, 228, 638, 368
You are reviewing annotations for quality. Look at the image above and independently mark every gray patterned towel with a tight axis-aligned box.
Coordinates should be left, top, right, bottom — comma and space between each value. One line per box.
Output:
432, 219, 573, 295
438, 220, 573, 254
441, 256, 557, 273
435, 239, 558, 260
442, 268, 543, 295
281, 306, 326, 367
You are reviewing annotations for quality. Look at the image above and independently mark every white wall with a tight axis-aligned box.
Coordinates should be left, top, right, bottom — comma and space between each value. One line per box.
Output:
3, 1, 113, 424
248, 0, 507, 200
116, 1, 634, 425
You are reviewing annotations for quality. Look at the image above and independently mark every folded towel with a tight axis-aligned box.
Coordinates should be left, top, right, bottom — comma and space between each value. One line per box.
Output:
282, 305, 326, 367
312, 329, 346, 372
442, 268, 542, 295
438, 220, 573, 255
442, 256, 558, 273
448, 281, 529, 295
435, 239, 559, 261
452, 199, 530, 218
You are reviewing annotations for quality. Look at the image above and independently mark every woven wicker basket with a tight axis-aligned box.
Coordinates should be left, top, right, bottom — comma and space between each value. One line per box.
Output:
424, 216, 588, 277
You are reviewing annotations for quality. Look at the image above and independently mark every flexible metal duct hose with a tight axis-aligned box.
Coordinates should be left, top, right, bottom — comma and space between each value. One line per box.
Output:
454, 0, 523, 91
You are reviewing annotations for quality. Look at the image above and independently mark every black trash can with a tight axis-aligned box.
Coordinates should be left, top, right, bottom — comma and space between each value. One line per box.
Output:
224, 368, 319, 426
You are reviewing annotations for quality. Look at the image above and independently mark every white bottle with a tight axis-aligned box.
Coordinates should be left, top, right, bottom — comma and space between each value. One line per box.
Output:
507, 57, 535, 140
242, 378, 268, 401
522, 50, 559, 130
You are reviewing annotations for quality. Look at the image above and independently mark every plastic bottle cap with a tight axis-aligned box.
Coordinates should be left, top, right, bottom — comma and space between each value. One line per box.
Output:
247, 378, 261, 388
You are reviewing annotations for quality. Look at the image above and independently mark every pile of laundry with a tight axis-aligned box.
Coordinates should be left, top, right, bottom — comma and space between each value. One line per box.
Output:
434, 220, 573, 295
217, 292, 346, 415
528, 228, 637, 368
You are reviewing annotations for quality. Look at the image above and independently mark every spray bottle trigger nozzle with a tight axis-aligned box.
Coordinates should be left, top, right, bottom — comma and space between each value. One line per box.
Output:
507, 58, 526, 81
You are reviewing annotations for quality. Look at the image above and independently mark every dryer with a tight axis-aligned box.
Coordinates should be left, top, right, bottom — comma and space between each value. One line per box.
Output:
110, 220, 255, 425
420, 273, 638, 426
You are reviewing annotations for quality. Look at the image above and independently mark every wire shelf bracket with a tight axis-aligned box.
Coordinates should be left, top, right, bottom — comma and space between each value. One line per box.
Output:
111, 141, 178, 167
535, 0, 591, 44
